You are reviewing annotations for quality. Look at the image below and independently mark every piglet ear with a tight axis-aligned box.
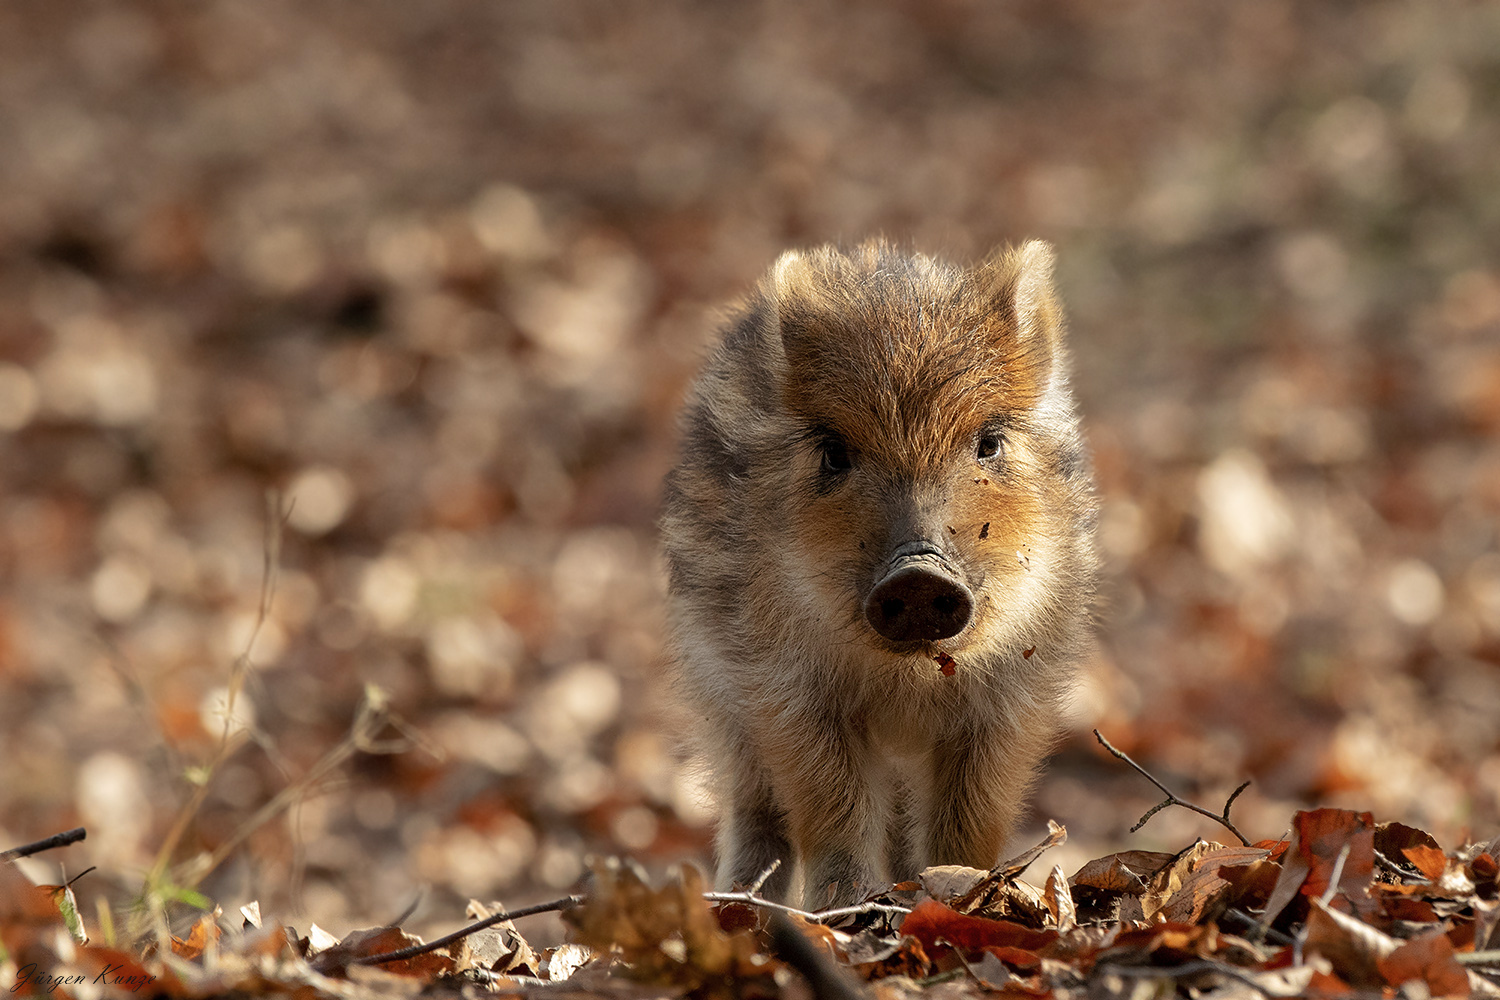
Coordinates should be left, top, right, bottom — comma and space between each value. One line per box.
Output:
974, 240, 1063, 402
978, 240, 1061, 345
1011, 240, 1058, 343
763, 248, 809, 356
770, 248, 809, 299
765, 246, 845, 365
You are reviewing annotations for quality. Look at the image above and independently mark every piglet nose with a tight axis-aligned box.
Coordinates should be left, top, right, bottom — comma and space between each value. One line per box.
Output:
864, 546, 973, 642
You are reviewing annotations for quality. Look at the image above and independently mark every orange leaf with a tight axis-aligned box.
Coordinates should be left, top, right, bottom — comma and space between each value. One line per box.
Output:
170, 912, 221, 960
1376, 931, 1469, 997
1303, 899, 1396, 987
1108, 922, 1216, 959
1253, 839, 1291, 862
1374, 822, 1441, 862
984, 945, 1040, 970
899, 900, 1056, 957
1401, 844, 1447, 882
1381, 897, 1438, 923
1306, 968, 1357, 997
1261, 809, 1377, 926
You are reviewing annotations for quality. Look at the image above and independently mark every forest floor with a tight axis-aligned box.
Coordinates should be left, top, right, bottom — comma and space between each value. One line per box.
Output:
1, 2, 1499, 996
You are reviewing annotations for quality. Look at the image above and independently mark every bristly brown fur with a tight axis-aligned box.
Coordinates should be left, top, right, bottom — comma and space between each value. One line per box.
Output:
662, 239, 1097, 908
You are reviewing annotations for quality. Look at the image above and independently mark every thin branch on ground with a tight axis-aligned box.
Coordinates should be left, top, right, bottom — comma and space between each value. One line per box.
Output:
1220, 907, 1294, 946
1373, 848, 1424, 880
1318, 844, 1352, 908
748, 859, 782, 895
718, 859, 908, 926
703, 890, 911, 924
2, 827, 87, 861
355, 895, 585, 966
1093, 729, 1251, 846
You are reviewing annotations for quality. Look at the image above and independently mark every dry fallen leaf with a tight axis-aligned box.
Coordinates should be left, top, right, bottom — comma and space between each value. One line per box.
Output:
564, 858, 775, 987
1302, 896, 1398, 987
308, 925, 455, 978
1261, 808, 1379, 927
954, 820, 1067, 913
1043, 864, 1076, 932
1141, 842, 1272, 924
1376, 929, 1469, 997
900, 899, 1057, 964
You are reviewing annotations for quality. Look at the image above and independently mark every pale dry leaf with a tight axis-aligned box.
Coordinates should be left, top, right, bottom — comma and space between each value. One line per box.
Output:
918, 865, 988, 905
1044, 864, 1076, 932
1303, 897, 1397, 987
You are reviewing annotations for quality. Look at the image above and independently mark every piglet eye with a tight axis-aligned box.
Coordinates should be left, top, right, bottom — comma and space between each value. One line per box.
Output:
977, 432, 1004, 461
820, 438, 852, 473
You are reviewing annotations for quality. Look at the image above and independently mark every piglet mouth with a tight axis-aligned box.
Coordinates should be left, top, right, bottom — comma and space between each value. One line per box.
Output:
863, 541, 975, 643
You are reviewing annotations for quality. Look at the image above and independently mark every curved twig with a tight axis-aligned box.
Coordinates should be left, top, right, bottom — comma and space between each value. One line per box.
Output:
704, 891, 911, 925
1094, 730, 1251, 846
354, 895, 583, 966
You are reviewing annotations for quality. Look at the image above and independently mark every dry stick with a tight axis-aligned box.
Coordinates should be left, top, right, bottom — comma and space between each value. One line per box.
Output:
2, 827, 87, 861
748, 859, 782, 895
356, 876, 907, 969
703, 891, 910, 925
1093, 729, 1250, 846
1317, 844, 1352, 909
1290, 843, 1352, 969
1219, 907, 1294, 947
709, 858, 908, 924
1373, 847, 1422, 879
354, 895, 584, 966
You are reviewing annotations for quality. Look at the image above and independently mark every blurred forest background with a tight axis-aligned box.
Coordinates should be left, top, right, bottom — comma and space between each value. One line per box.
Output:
2, 0, 1499, 946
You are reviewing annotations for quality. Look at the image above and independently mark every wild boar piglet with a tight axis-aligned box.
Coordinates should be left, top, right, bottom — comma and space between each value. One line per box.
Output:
662, 240, 1097, 908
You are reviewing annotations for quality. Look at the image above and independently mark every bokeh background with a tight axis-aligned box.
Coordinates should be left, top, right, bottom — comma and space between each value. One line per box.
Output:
2, 0, 1499, 943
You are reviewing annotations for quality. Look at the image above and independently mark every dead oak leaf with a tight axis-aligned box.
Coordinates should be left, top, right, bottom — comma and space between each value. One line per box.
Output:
1302, 897, 1398, 988
1043, 865, 1076, 932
